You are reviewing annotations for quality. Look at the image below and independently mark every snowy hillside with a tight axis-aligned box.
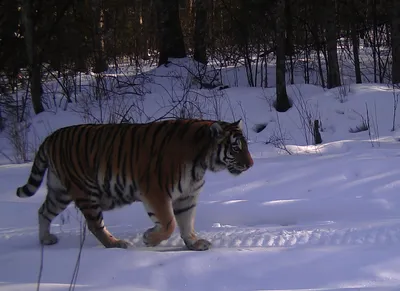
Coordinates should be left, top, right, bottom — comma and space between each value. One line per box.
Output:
2, 57, 400, 290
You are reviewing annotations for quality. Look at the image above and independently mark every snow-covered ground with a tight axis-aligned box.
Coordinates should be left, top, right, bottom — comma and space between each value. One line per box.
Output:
2, 57, 400, 290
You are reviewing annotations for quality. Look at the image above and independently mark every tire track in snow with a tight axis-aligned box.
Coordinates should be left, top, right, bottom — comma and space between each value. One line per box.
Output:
2, 221, 400, 249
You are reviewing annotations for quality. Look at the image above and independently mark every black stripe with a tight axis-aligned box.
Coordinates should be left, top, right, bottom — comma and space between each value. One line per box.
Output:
47, 196, 58, 209
176, 195, 191, 202
62, 127, 76, 181
141, 124, 151, 144
41, 214, 52, 223
193, 125, 207, 140
46, 207, 59, 218
129, 184, 136, 199
177, 121, 193, 139
83, 127, 92, 164
116, 126, 130, 166
32, 163, 46, 176
134, 128, 143, 164
85, 211, 103, 223
71, 127, 86, 175
28, 176, 41, 187
177, 169, 183, 193
129, 126, 139, 182
22, 185, 33, 195
89, 126, 103, 160
150, 122, 169, 155
193, 181, 205, 192
169, 161, 175, 195
74, 198, 90, 207
156, 153, 165, 192
114, 183, 129, 204
37, 145, 47, 164
94, 211, 103, 223
174, 204, 196, 216
191, 146, 208, 180
120, 157, 127, 187
54, 195, 71, 206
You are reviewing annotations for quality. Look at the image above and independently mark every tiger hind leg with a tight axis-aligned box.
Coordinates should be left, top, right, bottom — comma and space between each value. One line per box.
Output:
38, 170, 72, 245
142, 196, 176, 247
38, 187, 72, 245
74, 196, 130, 249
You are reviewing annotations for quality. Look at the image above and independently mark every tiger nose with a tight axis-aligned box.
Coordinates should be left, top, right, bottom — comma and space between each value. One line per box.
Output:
246, 156, 254, 169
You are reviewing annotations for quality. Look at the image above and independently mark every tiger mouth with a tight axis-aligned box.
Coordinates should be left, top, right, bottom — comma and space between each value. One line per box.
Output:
228, 167, 245, 175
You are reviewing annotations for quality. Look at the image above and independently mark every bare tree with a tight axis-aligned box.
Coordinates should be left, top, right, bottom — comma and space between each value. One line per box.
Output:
21, 0, 44, 114
157, 0, 187, 66
193, 0, 208, 64
91, 0, 108, 73
275, 0, 291, 112
392, 0, 400, 84
350, 0, 362, 84
325, 0, 341, 88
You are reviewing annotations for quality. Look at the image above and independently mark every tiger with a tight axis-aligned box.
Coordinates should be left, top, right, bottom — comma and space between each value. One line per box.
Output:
16, 118, 254, 251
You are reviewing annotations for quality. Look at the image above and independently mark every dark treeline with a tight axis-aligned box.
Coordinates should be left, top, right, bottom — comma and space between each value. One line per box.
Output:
1, 0, 400, 114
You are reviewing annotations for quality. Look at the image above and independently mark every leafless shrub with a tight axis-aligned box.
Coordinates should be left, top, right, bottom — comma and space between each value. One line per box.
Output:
266, 113, 292, 155
348, 103, 380, 147
0, 87, 37, 163
72, 73, 150, 124
336, 83, 350, 103
369, 101, 380, 148
260, 89, 276, 112
349, 108, 369, 133
391, 84, 400, 132
154, 67, 235, 122
291, 86, 322, 145
1, 118, 31, 163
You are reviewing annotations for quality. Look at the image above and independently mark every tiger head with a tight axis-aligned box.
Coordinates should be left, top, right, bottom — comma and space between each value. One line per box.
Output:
208, 119, 254, 176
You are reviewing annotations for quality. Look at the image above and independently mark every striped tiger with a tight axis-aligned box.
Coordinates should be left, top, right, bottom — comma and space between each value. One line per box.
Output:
16, 118, 254, 251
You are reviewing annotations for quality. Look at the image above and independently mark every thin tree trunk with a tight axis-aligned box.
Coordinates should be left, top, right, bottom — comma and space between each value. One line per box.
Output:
372, 0, 378, 82
285, 0, 294, 84
275, 0, 291, 112
193, 0, 208, 64
351, 21, 362, 83
21, 0, 44, 115
91, 0, 108, 73
157, 0, 186, 66
325, 0, 341, 88
304, 24, 310, 84
392, 0, 400, 83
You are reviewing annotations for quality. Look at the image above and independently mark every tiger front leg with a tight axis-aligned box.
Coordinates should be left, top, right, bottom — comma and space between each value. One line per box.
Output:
173, 195, 212, 251
142, 197, 176, 247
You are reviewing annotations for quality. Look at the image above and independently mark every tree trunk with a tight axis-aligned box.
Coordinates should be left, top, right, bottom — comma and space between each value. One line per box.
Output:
21, 0, 44, 115
193, 0, 208, 64
285, 0, 294, 84
351, 22, 362, 84
392, 0, 400, 84
157, 0, 187, 66
91, 0, 108, 73
325, 0, 341, 89
275, 0, 291, 112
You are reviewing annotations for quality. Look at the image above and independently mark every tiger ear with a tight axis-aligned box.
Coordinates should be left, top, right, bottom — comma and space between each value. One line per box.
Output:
210, 122, 224, 140
232, 119, 243, 130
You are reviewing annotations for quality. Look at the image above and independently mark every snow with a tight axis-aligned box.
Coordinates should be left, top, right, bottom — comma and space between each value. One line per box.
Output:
2, 56, 400, 290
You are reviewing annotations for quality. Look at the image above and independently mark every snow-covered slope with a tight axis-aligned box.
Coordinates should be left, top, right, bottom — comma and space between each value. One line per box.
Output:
2, 59, 400, 290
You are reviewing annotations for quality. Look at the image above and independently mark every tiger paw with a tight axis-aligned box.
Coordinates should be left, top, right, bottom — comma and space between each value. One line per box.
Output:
184, 238, 212, 251
111, 239, 130, 249
143, 227, 162, 247
40, 233, 59, 245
